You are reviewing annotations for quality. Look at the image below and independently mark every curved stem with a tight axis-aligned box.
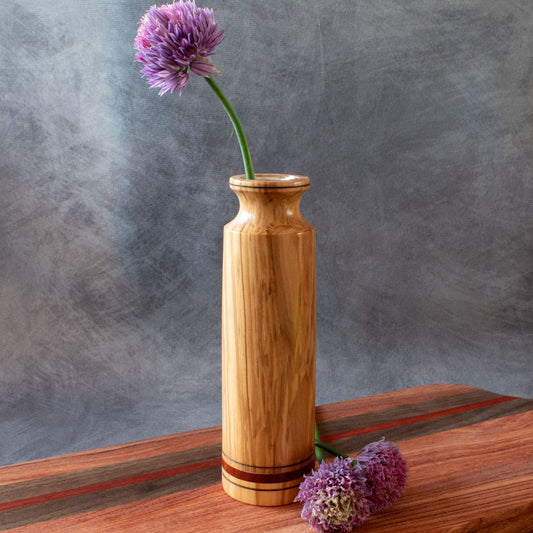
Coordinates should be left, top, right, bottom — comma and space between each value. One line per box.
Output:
205, 76, 255, 180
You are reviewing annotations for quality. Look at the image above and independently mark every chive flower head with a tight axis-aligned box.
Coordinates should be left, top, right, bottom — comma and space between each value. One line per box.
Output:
295, 457, 370, 532
135, 1, 224, 95
356, 440, 408, 512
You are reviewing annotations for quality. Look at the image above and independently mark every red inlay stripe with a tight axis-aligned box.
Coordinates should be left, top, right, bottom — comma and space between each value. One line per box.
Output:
0, 458, 222, 512
1, 395, 516, 513
221, 458, 315, 485
321, 395, 516, 442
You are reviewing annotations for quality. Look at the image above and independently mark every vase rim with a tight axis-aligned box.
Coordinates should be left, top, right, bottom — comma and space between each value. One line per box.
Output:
229, 174, 310, 189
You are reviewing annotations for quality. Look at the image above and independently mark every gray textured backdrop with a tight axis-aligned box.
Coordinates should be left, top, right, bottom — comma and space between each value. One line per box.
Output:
2, 0, 532, 466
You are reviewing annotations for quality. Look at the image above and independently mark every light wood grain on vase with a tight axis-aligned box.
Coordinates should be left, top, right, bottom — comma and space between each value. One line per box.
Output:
221, 174, 316, 506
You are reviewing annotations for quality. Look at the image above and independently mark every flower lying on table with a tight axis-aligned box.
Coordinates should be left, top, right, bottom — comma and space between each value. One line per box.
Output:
295, 457, 370, 533
356, 439, 408, 513
295, 434, 408, 532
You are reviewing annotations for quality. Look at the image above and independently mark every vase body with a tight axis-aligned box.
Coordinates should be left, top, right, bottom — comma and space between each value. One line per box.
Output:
221, 174, 316, 506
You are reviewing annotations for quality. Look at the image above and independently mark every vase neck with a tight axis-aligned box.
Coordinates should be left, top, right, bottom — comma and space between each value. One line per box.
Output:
228, 175, 311, 232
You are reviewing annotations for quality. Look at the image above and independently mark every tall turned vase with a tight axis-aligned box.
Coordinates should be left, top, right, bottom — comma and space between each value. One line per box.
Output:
221, 174, 316, 506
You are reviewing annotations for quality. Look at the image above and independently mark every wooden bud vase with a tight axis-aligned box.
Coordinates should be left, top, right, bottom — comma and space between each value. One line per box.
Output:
221, 174, 316, 506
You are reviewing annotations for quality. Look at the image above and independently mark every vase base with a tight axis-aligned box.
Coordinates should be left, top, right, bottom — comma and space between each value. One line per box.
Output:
220, 452, 315, 506
221, 469, 301, 506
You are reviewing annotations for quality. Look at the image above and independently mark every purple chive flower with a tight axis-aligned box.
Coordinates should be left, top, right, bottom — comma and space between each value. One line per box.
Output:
134, 1, 224, 95
295, 457, 371, 533
356, 440, 408, 513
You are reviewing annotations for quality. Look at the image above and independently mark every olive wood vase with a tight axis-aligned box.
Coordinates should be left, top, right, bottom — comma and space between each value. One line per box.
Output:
221, 174, 316, 506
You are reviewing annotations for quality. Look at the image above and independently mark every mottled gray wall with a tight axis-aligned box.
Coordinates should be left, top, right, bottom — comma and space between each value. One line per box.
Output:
1, 0, 532, 465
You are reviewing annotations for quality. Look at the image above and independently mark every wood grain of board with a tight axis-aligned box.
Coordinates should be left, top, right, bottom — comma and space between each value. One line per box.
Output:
1, 384, 531, 532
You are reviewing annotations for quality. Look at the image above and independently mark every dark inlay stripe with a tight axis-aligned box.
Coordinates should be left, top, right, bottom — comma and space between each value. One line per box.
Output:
222, 472, 302, 493
221, 458, 315, 484
318, 389, 511, 441
321, 395, 516, 443
0, 442, 222, 504
0, 466, 222, 530
324, 398, 533, 458
221, 451, 314, 470
0, 458, 222, 513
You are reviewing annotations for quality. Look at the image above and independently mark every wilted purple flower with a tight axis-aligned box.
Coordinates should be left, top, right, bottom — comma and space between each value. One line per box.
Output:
295, 457, 370, 533
134, 1, 224, 95
356, 440, 408, 512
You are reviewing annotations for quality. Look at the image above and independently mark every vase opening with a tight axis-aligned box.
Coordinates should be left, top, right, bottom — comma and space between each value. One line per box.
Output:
229, 174, 310, 189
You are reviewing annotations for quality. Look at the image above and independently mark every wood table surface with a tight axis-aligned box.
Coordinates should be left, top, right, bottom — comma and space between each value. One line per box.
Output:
1, 384, 532, 532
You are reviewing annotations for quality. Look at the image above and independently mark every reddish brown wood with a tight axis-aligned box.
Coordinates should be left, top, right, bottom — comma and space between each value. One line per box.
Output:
1, 384, 531, 532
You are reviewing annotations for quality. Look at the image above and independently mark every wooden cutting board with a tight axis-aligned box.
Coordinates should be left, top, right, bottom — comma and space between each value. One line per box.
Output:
1, 383, 532, 532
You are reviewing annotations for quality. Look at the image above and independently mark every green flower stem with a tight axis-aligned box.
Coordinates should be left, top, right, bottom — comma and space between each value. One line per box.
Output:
314, 422, 349, 460
205, 76, 255, 180
314, 440, 350, 460
314, 423, 325, 463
